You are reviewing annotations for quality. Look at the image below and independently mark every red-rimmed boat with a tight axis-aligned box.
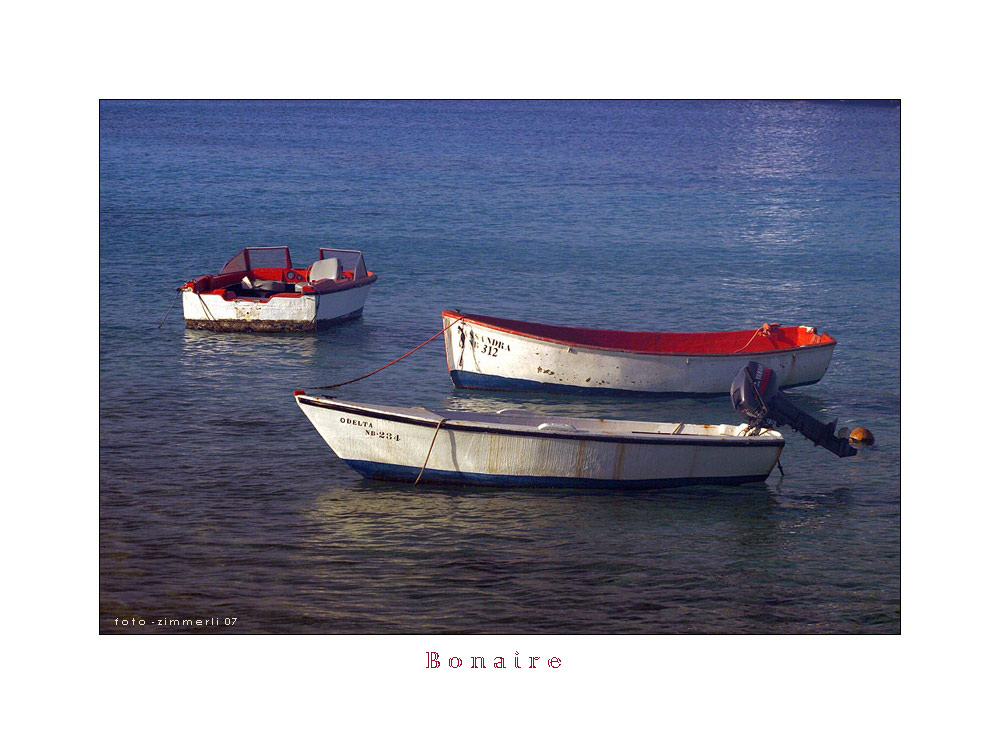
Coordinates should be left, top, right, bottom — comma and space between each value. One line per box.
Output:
442, 310, 837, 396
181, 247, 376, 332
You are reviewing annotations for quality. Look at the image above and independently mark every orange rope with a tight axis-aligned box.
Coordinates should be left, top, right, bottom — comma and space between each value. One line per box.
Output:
309, 316, 465, 390
734, 323, 781, 353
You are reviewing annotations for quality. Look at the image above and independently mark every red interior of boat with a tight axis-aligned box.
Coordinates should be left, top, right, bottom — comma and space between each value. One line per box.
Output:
186, 267, 373, 297
443, 310, 835, 355
184, 248, 375, 299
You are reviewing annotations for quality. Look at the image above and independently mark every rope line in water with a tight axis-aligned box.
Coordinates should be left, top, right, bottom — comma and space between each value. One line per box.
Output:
157, 289, 183, 328
309, 316, 465, 390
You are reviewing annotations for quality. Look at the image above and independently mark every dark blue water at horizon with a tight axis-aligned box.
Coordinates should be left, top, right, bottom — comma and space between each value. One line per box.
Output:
100, 100, 900, 633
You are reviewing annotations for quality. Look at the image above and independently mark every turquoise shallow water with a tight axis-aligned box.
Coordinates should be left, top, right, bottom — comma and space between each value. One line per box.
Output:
100, 100, 900, 633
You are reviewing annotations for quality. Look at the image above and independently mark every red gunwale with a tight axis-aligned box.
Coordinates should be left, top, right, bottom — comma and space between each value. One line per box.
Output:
442, 310, 836, 357
182, 268, 377, 302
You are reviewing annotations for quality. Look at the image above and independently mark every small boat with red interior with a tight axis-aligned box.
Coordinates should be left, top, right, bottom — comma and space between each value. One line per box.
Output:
181, 247, 376, 332
442, 310, 837, 396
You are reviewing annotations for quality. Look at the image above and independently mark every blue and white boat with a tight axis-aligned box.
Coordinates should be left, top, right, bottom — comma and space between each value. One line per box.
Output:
442, 310, 836, 396
293, 394, 784, 488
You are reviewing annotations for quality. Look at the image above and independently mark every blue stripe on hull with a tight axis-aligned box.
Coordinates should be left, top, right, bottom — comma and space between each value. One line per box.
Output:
343, 459, 770, 489
449, 369, 819, 397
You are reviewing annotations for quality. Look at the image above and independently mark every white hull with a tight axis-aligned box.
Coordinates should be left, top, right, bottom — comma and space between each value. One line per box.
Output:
443, 314, 835, 395
183, 283, 372, 332
295, 396, 784, 489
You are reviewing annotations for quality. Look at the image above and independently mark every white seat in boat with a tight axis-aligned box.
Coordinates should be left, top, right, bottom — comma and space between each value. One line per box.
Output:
309, 257, 341, 282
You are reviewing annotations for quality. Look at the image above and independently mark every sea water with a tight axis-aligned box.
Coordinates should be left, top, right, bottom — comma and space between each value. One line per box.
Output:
100, 100, 900, 633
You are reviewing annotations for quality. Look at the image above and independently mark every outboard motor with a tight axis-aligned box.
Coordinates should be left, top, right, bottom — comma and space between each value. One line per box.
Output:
731, 361, 857, 458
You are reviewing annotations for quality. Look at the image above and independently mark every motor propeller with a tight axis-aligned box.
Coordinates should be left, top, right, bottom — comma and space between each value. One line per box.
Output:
730, 361, 857, 458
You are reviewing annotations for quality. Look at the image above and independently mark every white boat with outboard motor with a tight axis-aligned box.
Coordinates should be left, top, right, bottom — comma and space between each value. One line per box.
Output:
293, 393, 785, 489
294, 361, 861, 489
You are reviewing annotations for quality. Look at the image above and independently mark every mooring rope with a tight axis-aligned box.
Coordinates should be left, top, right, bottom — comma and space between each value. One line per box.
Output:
309, 317, 465, 390
414, 418, 448, 485
196, 290, 219, 324
157, 288, 183, 328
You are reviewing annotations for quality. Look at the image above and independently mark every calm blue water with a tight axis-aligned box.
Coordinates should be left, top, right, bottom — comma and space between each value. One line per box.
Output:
100, 100, 900, 633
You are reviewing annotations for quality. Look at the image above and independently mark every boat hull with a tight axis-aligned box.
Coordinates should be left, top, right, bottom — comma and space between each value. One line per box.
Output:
182, 283, 373, 332
443, 313, 835, 396
295, 396, 784, 489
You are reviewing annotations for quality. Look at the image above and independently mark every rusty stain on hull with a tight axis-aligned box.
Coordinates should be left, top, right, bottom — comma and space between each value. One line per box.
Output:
486, 432, 503, 474
613, 443, 626, 480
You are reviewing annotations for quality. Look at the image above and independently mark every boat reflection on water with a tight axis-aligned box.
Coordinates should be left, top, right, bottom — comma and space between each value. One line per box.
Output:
179, 317, 383, 383
301, 480, 784, 567
291, 482, 801, 633
181, 328, 320, 363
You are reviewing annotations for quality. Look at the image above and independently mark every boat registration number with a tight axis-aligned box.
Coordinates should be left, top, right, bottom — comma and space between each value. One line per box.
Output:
469, 330, 510, 358
366, 429, 401, 441
339, 416, 401, 441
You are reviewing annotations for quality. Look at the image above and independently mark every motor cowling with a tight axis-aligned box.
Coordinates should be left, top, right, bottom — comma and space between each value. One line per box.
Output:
730, 361, 857, 458
730, 360, 780, 424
